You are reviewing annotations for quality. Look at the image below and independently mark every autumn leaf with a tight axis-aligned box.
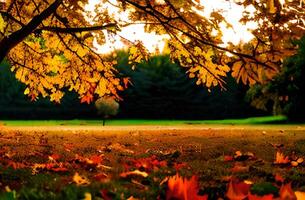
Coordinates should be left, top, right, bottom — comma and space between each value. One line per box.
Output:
274, 174, 285, 183
83, 192, 92, 200
73, 172, 90, 186
166, 174, 208, 200
80, 92, 94, 104
295, 191, 305, 200
274, 151, 290, 164
226, 178, 251, 200
0, 14, 6, 33
48, 153, 61, 162
131, 155, 167, 172
279, 183, 297, 200
120, 170, 149, 178
248, 193, 273, 200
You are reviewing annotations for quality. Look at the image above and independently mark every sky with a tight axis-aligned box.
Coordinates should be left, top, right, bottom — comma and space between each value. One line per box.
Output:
84, 0, 259, 54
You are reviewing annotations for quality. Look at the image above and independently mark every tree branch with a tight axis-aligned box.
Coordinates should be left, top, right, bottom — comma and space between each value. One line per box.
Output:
36, 23, 118, 34
0, 0, 62, 63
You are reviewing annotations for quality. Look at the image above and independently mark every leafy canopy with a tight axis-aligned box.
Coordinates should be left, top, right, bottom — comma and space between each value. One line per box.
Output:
0, 0, 304, 102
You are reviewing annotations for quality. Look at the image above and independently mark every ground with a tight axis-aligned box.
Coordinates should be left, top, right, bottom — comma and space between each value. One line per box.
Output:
0, 123, 305, 199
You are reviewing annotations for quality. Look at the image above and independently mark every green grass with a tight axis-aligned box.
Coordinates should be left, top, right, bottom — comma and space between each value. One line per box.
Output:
0, 115, 288, 126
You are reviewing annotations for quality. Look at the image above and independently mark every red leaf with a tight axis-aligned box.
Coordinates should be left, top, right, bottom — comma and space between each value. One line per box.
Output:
226, 178, 251, 200
248, 193, 273, 200
131, 155, 167, 172
88, 155, 103, 165
166, 174, 208, 200
51, 167, 68, 172
279, 183, 297, 200
224, 155, 234, 162
274, 173, 284, 183
49, 153, 60, 161
80, 93, 94, 104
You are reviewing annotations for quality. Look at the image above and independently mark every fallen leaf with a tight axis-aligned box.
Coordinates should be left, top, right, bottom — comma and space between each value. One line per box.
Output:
279, 183, 297, 200
248, 193, 273, 200
48, 154, 60, 161
295, 191, 305, 200
166, 174, 208, 200
87, 154, 103, 165
224, 155, 234, 162
297, 157, 304, 164
274, 174, 284, 183
274, 151, 290, 164
120, 170, 148, 178
83, 192, 92, 200
226, 178, 251, 200
291, 161, 299, 167
73, 172, 90, 186
132, 155, 167, 172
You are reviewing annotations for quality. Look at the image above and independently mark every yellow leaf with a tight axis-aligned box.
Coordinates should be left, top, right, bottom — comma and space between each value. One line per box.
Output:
0, 14, 6, 33
120, 170, 148, 178
295, 191, 305, 200
268, 0, 277, 14
24, 88, 30, 95
83, 192, 92, 200
73, 172, 90, 186
231, 61, 243, 79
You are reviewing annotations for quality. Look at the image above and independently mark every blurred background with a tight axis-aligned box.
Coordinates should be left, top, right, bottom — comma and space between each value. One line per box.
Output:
1, 37, 305, 122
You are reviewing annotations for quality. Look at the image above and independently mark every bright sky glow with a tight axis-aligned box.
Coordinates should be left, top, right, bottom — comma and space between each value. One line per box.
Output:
84, 0, 260, 53
84, 0, 169, 54
192, 0, 258, 46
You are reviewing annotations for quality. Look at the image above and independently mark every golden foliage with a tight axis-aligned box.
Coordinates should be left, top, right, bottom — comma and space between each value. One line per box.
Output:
0, 0, 304, 101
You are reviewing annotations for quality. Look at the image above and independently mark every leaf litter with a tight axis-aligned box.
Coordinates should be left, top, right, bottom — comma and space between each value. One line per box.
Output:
0, 127, 305, 199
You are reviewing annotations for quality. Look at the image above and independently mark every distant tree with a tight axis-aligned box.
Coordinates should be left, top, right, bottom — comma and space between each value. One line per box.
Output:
95, 97, 119, 126
116, 52, 263, 119
0, 60, 96, 119
246, 36, 305, 121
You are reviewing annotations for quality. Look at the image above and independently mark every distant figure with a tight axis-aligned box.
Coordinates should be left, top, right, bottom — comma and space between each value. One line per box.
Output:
95, 96, 119, 126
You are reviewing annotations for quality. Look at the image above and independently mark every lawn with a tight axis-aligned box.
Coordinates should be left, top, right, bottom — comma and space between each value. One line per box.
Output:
0, 115, 288, 126
1, 121, 305, 199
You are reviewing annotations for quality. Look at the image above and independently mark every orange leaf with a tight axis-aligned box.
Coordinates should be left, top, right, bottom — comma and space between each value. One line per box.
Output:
224, 155, 234, 162
295, 191, 305, 200
49, 153, 60, 161
274, 151, 290, 164
226, 178, 251, 200
87, 155, 103, 165
166, 174, 208, 200
80, 92, 94, 104
280, 183, 297, 200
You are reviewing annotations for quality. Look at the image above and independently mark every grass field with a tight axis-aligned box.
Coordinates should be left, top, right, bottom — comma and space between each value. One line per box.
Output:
0, 115, 289, 126
1, 120, 305, 199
